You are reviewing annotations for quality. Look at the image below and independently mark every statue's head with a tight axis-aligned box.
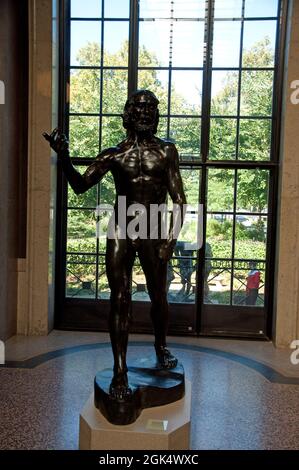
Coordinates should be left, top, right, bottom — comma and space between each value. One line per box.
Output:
123, 90, 160, 135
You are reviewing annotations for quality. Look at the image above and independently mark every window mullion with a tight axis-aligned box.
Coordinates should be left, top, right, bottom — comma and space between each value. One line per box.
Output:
128, 0, 139, 96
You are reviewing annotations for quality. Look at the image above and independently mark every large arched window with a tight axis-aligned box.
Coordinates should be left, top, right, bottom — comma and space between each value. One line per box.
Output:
56, 0, 287, 338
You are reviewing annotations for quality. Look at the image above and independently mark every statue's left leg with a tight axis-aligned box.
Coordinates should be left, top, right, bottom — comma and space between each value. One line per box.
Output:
138, 240, 178, 369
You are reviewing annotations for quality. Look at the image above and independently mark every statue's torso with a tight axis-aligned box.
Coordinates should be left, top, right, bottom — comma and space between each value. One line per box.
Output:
112, 139, 170, 206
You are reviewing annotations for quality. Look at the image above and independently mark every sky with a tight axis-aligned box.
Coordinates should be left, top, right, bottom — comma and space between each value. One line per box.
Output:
70, 0, 279, 105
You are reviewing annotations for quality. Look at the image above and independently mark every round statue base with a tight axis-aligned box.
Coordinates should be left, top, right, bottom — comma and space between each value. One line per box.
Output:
94, 360, 185, 425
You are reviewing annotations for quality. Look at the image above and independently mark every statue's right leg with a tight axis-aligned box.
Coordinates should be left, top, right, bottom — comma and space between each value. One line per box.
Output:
106, 236, 136, 400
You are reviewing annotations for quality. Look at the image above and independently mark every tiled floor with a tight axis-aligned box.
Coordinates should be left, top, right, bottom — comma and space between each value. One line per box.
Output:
1, 331, 299, 450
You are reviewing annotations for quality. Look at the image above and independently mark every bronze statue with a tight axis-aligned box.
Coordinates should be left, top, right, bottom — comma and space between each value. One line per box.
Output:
44, 90, 186, 421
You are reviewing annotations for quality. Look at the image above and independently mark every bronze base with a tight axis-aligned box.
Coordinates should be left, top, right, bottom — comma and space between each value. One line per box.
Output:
94, 359, 185, 425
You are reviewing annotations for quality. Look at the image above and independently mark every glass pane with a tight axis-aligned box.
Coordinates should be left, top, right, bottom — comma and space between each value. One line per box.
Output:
212, 21, 241, 67
132, 263, 150, 301
140, 0, 171, 18
211, 71, 239, 116
235, 215, 267, 259
105, 0, 130, 18
70, 69, 101, 114
172, 22, 205, 67
171, 71, 203, 115
169, 118, 201, 158
207, 169, 235, 212
101, 116, 125, 149
71, 21, 101, 66
240, 71, 274, 116
233, 260, 265, 306
102, 69, 128, 114
139, 21, 171, 67
98, 256, 110, 299
168, 246, 197, 304
69, 116, 99, 157
243, 21, 277, 68
238, 119, 271, 161
71, 0, 102, 18
206, 215, 233, 259
205, 259, 232, 305
181, 168, 201, 206
209, 118, 237, 160
67, 209, 97, 252
139, 0, 205, 19
245, 0, 279, 18
68, 167, 98, 208
173, 1, 205, 18
214, 0, 243, 18
157, 117, 168, 139
96, 209, 114, 253
99, 173, 116, 206
103, 21, 129, 66
66, 256, 97, 299
138, 69, 169, 116
236, 169, 269, 213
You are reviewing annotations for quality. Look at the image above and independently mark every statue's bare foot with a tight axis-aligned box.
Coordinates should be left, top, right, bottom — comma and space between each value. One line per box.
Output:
109, 373, 132, 401
156, 346, 178, 369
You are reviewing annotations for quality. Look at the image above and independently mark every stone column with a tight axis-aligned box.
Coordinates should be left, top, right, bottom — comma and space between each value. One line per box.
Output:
274, 0, 299, 346
17, 0, 56, 335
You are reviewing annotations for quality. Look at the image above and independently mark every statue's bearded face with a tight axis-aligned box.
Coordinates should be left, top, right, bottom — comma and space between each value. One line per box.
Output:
130, 94, 158, 133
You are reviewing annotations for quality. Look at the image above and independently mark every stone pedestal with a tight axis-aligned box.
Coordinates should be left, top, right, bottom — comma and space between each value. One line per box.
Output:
79, 380, 191, 450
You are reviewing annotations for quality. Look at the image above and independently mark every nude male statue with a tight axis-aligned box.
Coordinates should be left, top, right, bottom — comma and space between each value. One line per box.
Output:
44, 90, 187, 400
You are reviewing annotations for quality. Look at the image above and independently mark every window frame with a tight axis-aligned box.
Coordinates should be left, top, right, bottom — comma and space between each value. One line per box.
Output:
55, 0, 288, 338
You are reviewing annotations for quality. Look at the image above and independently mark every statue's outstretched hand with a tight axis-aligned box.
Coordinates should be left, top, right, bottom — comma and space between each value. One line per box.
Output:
43, 128, 69, 156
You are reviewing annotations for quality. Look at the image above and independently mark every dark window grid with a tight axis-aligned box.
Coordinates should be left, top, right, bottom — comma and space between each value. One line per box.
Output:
207, 211, 268, 217
67, 251, 97, 256
68, 112, 273, 122
213, 17, 278, 21
71, 18, 129, 21
66, 261, 97, 266
68, 113, 275, 120
93, 0, 105, 298
206, 257, 266, 264
269, 3, 284, 165
68, 112, 202, 118
230, 168, 238, 304
71, 66, 129, 70
69, 157, 279, 167
138, 17, 278, 22
68, 112, 273, 120
235, 0, 245, 163
138, 66, 204, 71
66, 252, 199, 261
210, 115, 273, 119
67, 206, 97, 210
166, 4, 174, 139
139, 18, 206, 22
138, 66, 275, 71
64, 0, 280, 308
69, 112, 122, 117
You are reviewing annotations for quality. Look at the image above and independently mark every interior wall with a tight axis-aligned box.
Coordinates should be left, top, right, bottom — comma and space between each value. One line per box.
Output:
17, 0, 54, 336
0, 0, 28, 341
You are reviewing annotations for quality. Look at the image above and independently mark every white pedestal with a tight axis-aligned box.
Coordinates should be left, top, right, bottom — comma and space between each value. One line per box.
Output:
79, 380, 191, 450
